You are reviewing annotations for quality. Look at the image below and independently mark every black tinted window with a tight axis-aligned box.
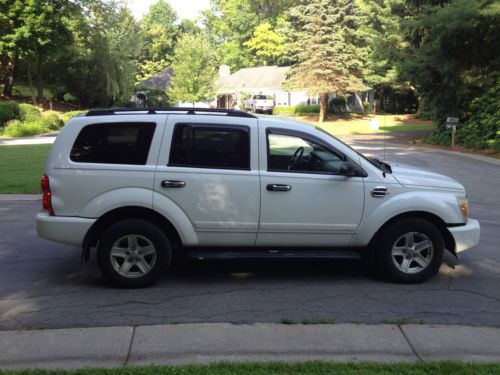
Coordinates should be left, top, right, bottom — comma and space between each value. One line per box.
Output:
70, 122, 156, 165
169, 124, 250, 170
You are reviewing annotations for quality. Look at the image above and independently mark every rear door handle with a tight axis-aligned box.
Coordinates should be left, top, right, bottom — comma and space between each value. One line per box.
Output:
161, 180, 185, 188
267, 184, 291, 192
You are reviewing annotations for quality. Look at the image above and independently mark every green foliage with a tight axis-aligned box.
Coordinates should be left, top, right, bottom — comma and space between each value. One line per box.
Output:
4, 119, 46, 137
273, 105, 320, 115
18, 103, 41, 122
398, 0, 499, 122
60, 110, 86, 124
167, 34, 217, 105
284, 0, 368, 120
201, 0, 259, 71
3, 107, 65, 137
244, 22, 286, 66
0, 102, 20, 125
457, 78, 500, 149
140, 0, 178, 63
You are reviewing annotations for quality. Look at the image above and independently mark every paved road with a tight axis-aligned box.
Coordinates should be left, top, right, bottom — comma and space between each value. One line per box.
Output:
1, 138, 499, 330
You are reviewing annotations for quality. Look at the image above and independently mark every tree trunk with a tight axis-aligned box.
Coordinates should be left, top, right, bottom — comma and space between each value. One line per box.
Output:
36, 54, 44, 105
26, 59, 37, 106
1, 48, 18, 97
319, 93, 329, 122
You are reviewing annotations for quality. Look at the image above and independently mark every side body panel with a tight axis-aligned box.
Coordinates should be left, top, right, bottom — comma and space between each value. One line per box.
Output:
256, 121, 365, 246
153, 115, 260, 246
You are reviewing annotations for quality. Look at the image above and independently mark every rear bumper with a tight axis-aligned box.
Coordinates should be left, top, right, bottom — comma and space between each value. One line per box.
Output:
448, 218, 480, 253
36, 212, 95, 247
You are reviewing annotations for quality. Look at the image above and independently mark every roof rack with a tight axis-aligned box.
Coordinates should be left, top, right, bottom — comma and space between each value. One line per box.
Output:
85, 107, 256, 118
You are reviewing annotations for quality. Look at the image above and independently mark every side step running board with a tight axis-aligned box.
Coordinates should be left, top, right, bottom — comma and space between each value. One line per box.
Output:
188, 249, 362, 261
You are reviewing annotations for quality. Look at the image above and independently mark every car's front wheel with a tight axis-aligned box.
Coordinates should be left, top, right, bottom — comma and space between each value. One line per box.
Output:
374, 218, 444, 283
96, 219, 171, 288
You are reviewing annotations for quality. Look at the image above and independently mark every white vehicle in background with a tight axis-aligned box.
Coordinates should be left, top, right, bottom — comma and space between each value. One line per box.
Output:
244, 94, 275, 114
37, 107, 480, 288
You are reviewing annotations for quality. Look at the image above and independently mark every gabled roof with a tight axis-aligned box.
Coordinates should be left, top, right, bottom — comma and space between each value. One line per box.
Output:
138, 67, 174, 91
218, 66, 290, 91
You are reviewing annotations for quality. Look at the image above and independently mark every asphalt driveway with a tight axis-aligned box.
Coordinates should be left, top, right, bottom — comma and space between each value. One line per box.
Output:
0, 137, 499, 330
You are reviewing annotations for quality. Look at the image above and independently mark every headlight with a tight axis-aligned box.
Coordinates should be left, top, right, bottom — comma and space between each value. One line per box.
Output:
457, 197, 469, 222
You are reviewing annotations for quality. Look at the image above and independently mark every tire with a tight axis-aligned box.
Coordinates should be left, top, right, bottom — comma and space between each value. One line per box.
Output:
374, 218, 444, 283
96, 219, 171, 288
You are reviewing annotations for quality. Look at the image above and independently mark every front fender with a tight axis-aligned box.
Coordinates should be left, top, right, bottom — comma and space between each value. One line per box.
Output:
351, 190, 464, 247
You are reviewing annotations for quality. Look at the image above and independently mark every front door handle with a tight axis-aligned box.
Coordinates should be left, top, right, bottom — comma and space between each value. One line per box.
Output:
161, 180, 186, 188
267, 184, 291, 192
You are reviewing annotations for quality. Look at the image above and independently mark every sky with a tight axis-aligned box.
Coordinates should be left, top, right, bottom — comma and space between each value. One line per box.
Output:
127, 0, 211, 21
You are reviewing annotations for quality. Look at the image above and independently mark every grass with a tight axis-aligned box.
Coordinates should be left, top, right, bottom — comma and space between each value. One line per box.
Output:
0, 362, 499, 374
0, 144, 51, 193
295, 114, 434, 135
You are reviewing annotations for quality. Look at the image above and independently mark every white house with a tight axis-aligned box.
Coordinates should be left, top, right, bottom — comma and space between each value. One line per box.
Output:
216, 65, 374, 112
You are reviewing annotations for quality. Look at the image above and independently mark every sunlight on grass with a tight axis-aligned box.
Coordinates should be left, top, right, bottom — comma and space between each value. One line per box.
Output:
298, 114, 434, 135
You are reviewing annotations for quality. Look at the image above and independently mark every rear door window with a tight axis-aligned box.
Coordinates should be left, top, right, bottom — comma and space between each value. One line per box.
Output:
169, 123, 250, 170
70, 122, 156, 165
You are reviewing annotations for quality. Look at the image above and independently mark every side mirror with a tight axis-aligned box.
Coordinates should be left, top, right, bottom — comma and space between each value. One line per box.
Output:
339, 161, 366, 177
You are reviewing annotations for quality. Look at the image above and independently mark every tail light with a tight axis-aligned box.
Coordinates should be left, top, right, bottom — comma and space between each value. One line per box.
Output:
41, 174, 54, 216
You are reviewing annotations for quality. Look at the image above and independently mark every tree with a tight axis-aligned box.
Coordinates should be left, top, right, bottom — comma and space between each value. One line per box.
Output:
167, 34, 217, 105
137, 0, 178, 81
62, 1, 142, 107
0, 0, 72, 102
140, 0, 178, 61
285, 0, 368, 122
201, 0, 259, 70
244, 22, 285, 66
397, 0, 499, 122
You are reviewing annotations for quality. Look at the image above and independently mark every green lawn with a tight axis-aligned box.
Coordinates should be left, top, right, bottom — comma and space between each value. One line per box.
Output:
0, 144, 51, 193
1, 362, 499, 375
298, 114, 434, 135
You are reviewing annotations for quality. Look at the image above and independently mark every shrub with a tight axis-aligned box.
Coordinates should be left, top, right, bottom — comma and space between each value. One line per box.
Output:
457, 78, 500, 149
4, 119, 47, 137
60, 110, 86, 124
0, 102, 20, 125
273, 105, 320, 115
42, 112, 64, 131
18, 103, 41, 122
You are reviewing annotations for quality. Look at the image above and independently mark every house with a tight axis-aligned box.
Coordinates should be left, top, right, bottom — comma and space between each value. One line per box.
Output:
216, 65, 374, 111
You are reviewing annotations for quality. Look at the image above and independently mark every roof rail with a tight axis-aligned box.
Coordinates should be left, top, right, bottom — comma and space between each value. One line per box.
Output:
85, 107, 257, 118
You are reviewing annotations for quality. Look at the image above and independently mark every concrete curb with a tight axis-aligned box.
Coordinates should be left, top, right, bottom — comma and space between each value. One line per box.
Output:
1, 323, 500, 370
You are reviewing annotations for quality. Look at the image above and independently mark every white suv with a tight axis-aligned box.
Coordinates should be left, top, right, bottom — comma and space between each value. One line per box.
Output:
36, 108, 480, 288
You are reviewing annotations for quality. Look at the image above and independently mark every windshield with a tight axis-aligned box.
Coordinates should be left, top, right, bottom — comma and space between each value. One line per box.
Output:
254, 95, 270, 100
315, 127, 390, 172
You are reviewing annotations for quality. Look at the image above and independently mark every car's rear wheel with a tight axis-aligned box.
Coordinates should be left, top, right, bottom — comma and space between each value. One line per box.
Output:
97, 219, 171, 288
374, 218, 444, 283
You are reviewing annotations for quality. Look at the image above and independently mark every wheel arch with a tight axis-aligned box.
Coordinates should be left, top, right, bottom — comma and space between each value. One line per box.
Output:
83, 206, 183, 250
368, 211, 456, 254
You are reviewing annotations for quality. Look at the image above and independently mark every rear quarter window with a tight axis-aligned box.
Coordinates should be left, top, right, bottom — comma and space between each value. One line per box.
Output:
70, 122, 156, 165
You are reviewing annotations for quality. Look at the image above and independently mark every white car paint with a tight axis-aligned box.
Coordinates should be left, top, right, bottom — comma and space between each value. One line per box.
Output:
37, 112, 479, 258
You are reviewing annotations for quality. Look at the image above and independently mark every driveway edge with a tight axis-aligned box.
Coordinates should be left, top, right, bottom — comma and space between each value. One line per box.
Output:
1, 323, 500, 370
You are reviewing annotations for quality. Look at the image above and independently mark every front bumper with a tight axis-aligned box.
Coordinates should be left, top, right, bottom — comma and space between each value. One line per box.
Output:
36, 212, 96, 247
448, 218, 480, 253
